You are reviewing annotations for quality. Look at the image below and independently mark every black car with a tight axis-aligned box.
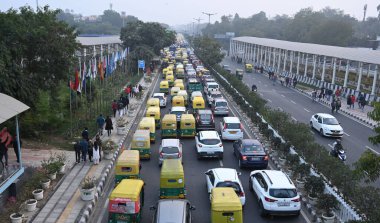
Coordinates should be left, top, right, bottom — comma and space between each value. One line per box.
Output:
233, 139, 268, 169
195, 109, 215, 131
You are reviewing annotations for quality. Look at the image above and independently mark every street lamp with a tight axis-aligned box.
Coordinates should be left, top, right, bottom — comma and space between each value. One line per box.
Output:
202, 12, 217, 24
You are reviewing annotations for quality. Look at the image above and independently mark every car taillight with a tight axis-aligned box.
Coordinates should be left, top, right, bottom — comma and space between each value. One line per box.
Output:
264, 197, 277, 202
159, 152, 163, 158
239, 192, 245, 197
219, 144, 223, 147
178, 152, 182, 158
242, 156, 247, 160
240, 123, 243, 130
223, 123, 227, 131
291, 198, 300, 202
264, 155, 269, 161
198, 144, 202, 147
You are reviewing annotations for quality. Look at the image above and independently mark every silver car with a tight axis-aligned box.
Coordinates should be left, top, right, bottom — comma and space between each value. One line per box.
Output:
159, 139, 183, 166
153, 93, 167, 108
212, 98, 229, 116
170, 107, 187, 122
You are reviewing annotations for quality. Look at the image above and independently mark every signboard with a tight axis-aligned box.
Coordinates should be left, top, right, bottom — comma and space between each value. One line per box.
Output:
226, 32, 235, 38
138, 60, 145, 69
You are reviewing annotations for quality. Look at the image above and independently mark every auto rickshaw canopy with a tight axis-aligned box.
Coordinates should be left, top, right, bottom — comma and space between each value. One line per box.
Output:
109, 179, 144, 201
211, 187, 242, 212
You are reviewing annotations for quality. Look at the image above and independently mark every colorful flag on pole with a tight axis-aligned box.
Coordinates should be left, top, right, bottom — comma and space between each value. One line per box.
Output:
98, 61, 104, 80
70, 69, 80, 90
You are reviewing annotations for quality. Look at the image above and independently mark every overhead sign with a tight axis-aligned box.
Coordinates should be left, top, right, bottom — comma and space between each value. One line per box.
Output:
138, 60, 145, 69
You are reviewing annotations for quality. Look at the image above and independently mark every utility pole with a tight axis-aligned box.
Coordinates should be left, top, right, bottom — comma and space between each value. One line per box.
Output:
36, 0, 39, 10
121, 11, 126, 27
202, 12, 217, 24
363, 4, 367, 22
193, 17, 203, 36
192, 22, 195, 36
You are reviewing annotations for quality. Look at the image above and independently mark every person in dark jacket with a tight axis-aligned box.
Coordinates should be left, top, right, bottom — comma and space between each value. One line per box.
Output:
105, 116, 113, 136
81, 127, 89, 141
79, 139, 88, 162
74, 141, 81, 163
96, 114, 105, 136
12, 135, 21, 163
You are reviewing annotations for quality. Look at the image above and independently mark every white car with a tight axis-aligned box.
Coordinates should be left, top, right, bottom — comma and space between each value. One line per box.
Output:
205, 168, 246, 206
204, 82, 219, 94
219, 117, 244, 140
185, 64, 193, 71
191, 91, 203, 102
187, 68, 196, 76
207, 91, 223, 106
196, 65, 204, 72
170, 106, 187, 122
153, 93, 167, 108
158, 139, 183, 166
310, 113, 343, 137
249, 170, 301, 216
195, 131, 223, 159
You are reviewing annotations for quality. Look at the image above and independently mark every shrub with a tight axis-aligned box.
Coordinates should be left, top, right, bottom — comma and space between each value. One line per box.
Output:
316, 194, 339, 217
305, 176, 325, 197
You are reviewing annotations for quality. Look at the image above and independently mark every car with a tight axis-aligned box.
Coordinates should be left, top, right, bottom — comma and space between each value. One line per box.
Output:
196, 65, 204, 72
153, 93, 167, 108
310, 113, 343, 137
187, 68, 196, 76
185, 64, 193, 71
211, 98, 229, 116
195, 109, 215, 131
219, 117, 244, 140
233, 139, 268, 169
195, 131, 223, 159
170, 106, 187, 122
150, 199, 195, 223
205, 168, 246, 206
204, 82, 220, 94
158, 139, 183, 166
249, 170, 301, 216
222, 64, 230, 70
206, 91, 223, 106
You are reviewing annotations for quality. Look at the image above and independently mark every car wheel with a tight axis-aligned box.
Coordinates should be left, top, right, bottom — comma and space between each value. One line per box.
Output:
249, 178, 253, 192
238, 159, 243, 169
319, 129, 324, 137
258, 201, 268, 217
309, 121, 313, 129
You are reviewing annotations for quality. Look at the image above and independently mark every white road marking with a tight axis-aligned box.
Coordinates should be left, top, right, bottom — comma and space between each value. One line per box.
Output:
264, 84, 268, 87
328, 144, 333, 148
219, 160, 224, 167
309, 130, 315, 135
343, 132, 350, 137
290, 100, 296, 104
366, 146, 380, 155
267, 99, 272, 103
281, 94, 285, 97
259, 93, 263, 96
278, 107, 283, 111
304, 108, 310, 112
291, 116, 297, 121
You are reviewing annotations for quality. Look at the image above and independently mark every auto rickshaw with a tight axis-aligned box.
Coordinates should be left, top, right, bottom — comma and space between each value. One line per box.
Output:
162, 68, 168, 79
172, 95, 185, 107
192, 97, 205, 113
170, 86, 180, 97
160, 159, 186, 199
174, 79, 184, 86
108, 179, 144, 223
177, 90, 188, 106
211, 187, 243, 223
235, 69, 244, 80
137, 117, 156, 143
179, 114, 196, 137
176, 68, 185, 79
146, 98, 160, 108
115, 150, 140, 184
161, 114, 177, 138
166, 71, 175, 87
174, 82, 185, 90
245, 63, 253, 73
159, 81, 169, 94
131, 130, 151, 159
146, 106, 161, 129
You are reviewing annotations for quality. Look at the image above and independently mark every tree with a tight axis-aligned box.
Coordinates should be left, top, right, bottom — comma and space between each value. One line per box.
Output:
368, 102, 380, 145
102, 10, 122, 28
354, 150, 380, 183
193, 36, 224, 66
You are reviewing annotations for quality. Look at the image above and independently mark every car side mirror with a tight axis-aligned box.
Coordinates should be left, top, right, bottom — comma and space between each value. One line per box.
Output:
190, 206, 196, 210
150, 206, 156, 211
237, 172, 242, 176
205, 171, 210, 176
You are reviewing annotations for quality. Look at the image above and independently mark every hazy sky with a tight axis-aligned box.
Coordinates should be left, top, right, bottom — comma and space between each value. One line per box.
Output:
1, 0, 379, 26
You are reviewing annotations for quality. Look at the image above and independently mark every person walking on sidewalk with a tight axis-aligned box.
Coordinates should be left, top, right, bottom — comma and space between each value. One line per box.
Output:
12, 134, 21, 163
320, 87, 325, 99
81, 127, 89, 141
92, 140, 100, 165
79, 138, 89, 162
336, 98, 342, 113
331, 99, 337, 113
96, 114, 105, 136
105, 116, 113, 137
74, 141, 81, 163
292, 77, 297, 88
95, 134, 102, 161
118, 97, 125, 117
123, 95, 129, 110
88, 140, 93, 162
346, 96, 352, 109
350, 95, 356, 109
112, 100, 118, 117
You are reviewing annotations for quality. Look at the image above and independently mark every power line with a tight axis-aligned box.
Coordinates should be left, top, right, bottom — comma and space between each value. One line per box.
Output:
193, 17, 203, 35
202, 12, 217, 24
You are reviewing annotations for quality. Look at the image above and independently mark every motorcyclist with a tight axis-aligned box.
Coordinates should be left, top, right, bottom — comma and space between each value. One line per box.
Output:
332, 139, 343, 157
251, 84, 257, 92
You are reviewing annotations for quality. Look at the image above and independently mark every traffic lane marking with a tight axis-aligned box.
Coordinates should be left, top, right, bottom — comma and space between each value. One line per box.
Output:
281, 94, 285, 97
366, 146, 380, 155
290, 100, 296, 104
328, 144, 333, 148
291, 116, 297, 121
267, 99, 272, 103
304, 108, 310, 112
219, 160, 224, 167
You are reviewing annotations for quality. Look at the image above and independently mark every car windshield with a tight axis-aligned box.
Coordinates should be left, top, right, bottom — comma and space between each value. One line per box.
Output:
216, 182, 241, 194
171, 111, 183, 116
216, 101, 227, 107
200, 114, 211, 120
212, 94, 222, 98
244, 144, 264, 152
200, 138, 220, 145
162, 146, 179, 154
226, 123, 240, 129
209, 85, 218, 89
154, 96, 163, 100
269, 189, 297, 198
323, 118, 339, 125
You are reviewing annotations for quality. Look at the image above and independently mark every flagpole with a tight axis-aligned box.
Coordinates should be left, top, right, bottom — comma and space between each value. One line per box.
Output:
69, 75, 73, 138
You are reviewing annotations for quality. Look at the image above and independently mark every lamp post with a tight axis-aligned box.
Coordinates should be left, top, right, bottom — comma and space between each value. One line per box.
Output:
202, 12, 217, 24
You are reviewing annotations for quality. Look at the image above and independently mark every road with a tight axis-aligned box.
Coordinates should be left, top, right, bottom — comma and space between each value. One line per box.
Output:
91, 73, 307, 223
222, 57, 379, 167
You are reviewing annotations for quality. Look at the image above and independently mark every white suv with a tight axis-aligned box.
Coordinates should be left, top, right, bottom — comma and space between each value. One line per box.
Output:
249, 170, 301, 216
219, 117, 244, 140
205, 168, 246, 206
159, 139, 182, 166
195, 131, 223, 159
153, 93, 167, 108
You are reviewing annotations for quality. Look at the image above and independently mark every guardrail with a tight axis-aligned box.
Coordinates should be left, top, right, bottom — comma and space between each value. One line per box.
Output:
210, 66, 362, 222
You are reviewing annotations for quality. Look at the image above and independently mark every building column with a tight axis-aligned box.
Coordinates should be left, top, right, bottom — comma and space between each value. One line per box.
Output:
321, 56, 326, 82
259, 46, 263, 65
331, 58, 337, 85
263, 47, 267, 66
268, 48, 272, 66
312, 55, 317, 79
283, 50, 287, 71
272, 48, 276, 68
343, 60, 350, 88
253, 45, 257, 63
356, 62, 363, 91
256, 46, 259, 64
289, 51, 294, 74
277, 49, 281, 72
304, 54, 308, 76
296, 52, 300, 75
371, 65, 378, 95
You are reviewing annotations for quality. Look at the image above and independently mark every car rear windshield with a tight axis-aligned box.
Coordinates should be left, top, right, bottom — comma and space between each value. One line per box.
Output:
212, 94, 222, 98
162, 147, 179, 154
323, 118, 339, 125
216, 182, 241, 194
208, 85, 218, 89
216, 101, 227, 107
226, 123, 240, 129
171, 111, 184, 116
269, 188, 297, 198
200, 114, 211, 120
244, 144, 264, 152
200, 138, 220, 145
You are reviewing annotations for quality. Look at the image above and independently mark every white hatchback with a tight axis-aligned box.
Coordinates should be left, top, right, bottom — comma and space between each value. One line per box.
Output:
219, 117, 243, 140
310, 113, 343, 137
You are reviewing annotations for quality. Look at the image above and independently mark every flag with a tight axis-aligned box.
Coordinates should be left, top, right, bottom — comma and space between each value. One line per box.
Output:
81, 61, 87, 91
98, 61, 104, 80
77, 62, 82, 94
92, 58, 97, 79
70, 69, 80, 90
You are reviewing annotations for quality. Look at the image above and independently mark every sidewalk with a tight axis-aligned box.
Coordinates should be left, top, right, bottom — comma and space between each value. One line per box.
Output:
30, 74, 156, 223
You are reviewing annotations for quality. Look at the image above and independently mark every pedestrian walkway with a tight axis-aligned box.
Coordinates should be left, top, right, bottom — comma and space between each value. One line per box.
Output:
31, 73, 157, 223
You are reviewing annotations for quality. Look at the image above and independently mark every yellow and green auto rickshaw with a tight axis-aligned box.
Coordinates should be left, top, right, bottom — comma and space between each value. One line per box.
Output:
159, 81, 169, 94
147, 98, 160, 108
176, 68, 185, 79
108, 179, 145, 223
245, 63, 253, 73
179, 114, 196, 138
131, 130, 151, 160
170, 86, 180, 97
172, 95, 185, 107
162, 68, 168, 79
174, 82, 185, 90
115, 150, 140, 184
174, 79, 184, 87
177, 90, 188, 106
192, 97, 205, 113
161, 114, 177, 138
146, 106, 161, 129
137, 117, 156, 143
160, 159, 186, 199
166, 71, 175, 87
211, 187, 243, 223
235, 69, 244, 80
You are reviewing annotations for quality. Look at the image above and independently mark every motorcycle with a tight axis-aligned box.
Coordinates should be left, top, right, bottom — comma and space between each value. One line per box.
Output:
251, 85, 257, 92
330, 144, 346, 162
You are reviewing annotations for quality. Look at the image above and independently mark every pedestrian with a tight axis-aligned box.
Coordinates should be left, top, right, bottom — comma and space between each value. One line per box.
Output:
359, 96, 366, 112
320, 87, 325, 99
331, 99, 337, 113
127, 85, 132, 98
335, 88, 341, 98
336, 98, 342, 112
92, 139, 100, 165
123, 95, 129, 110
318, 91, 322, 101
326, 89, 333, 101
118, 97, 124, 117
272, 74, 277, 86
0, 127, 12, 167
105, 116, 113, 137
350, 95, 355, 109
87, 140, 93, 162
96, 114, 105, 136
346, 95, 352, 109
74, 140, 81, 163
112, 100, 118, 117
138, 84, 143, 93
95, 134, 102, 161
292, 77, 298, 88
12, 134, 21, 163
81, 127, 89, 141
285, 77, 290, 87
79, 138, 89, 162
